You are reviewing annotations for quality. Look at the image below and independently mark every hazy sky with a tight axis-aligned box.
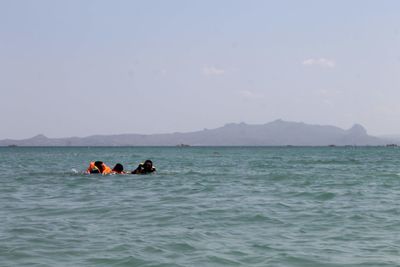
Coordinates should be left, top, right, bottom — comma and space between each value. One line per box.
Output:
1, 0, 400, 139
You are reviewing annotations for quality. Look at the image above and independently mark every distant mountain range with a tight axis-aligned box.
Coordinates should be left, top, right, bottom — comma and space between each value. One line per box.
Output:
0, 120, 394, 146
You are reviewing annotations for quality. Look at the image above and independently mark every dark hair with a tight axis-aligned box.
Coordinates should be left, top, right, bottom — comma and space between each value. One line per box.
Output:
144, 160, 153, 165
94, 161, 104, 172
112, 163, 124, 173
94, 161, 103, 167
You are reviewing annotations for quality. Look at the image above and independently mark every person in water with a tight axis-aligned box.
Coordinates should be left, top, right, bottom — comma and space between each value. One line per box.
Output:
112, 163, 126, 174
131, 160, 156, 174
86, 161, 112, 174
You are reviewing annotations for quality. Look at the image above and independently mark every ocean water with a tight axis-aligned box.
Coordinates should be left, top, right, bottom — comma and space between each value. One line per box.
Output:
1, 147, 400, 267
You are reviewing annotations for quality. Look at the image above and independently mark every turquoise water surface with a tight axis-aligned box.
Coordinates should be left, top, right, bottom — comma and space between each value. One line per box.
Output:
1, 147, 400, 266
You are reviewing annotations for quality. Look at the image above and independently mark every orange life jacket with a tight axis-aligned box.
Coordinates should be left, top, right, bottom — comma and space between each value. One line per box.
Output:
87, 162, 112, 174
86, 162, 98, 173
102, 164, 112, 174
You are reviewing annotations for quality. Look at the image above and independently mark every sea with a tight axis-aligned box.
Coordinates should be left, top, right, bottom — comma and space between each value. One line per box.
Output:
1, 146, 400, 267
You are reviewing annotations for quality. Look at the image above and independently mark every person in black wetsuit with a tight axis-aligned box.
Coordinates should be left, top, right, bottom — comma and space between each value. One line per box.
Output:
131, 160, 156, 174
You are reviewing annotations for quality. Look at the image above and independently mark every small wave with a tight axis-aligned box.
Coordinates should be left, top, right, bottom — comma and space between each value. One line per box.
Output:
206, 255, 241, 266
268, 173, 293, 181
289, 158, 361, 165
316, 192, 336, 200
87, 256, 149, 266
292, 191, 336, 201
166, 242, 196, 252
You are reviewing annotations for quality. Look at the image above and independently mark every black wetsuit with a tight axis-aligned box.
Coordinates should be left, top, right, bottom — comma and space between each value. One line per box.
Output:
131, 163, 156, 174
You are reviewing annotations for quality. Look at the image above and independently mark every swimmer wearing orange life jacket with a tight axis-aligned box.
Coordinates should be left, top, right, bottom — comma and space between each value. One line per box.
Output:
86, 161, 112, 174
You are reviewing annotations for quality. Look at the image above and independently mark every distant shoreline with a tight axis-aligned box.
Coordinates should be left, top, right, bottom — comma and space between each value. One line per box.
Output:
0, 120, 396, 147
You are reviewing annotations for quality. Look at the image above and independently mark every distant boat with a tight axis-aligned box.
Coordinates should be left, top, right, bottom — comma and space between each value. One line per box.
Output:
386, 144, 398, 147
8, 144, 18, 147
176, 144, 190, 147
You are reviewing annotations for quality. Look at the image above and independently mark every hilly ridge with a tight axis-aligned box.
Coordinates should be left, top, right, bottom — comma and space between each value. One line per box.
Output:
0, 120, 388, 146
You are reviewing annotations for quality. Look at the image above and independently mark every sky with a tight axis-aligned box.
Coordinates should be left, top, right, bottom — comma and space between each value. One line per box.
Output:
1, 0, 400, 139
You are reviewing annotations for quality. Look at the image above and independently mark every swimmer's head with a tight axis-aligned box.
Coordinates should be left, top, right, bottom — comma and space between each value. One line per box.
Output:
112, 163, 124, 173
143, 160, 153, 171
94, 161, 104, 172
